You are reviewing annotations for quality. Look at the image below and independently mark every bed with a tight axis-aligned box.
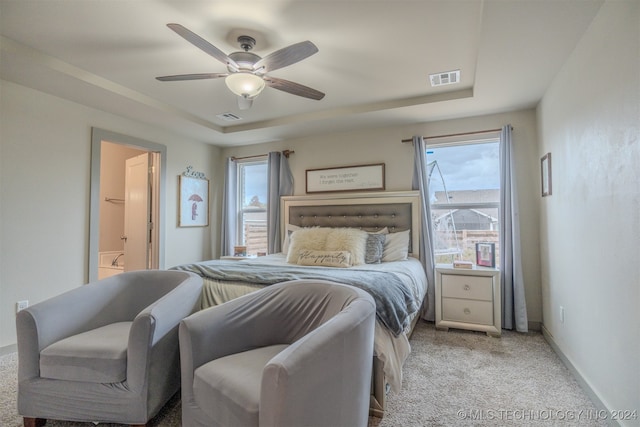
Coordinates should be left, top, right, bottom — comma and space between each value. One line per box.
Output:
173, 191, 428, 417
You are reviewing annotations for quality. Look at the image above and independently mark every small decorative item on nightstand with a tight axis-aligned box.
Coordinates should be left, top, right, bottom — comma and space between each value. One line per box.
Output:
453, 260, 473, 269
475, 242, 495, 268
233, 245, 247, 257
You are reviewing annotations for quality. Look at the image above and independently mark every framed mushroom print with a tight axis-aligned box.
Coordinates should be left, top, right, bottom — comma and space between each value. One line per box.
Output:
179, 175, 209, 227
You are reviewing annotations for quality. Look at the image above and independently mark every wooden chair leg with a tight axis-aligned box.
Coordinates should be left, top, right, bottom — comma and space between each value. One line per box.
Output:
23, 417, 148, 427
23, 417, 46, 427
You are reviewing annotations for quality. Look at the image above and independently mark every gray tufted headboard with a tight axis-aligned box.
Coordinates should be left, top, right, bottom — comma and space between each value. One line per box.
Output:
281, 191, 421, 257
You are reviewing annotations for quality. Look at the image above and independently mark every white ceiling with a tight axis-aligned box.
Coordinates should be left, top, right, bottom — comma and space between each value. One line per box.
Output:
0, 0, 603, 147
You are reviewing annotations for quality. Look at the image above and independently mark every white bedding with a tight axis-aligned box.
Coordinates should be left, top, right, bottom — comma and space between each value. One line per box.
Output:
190, 253, 428, 392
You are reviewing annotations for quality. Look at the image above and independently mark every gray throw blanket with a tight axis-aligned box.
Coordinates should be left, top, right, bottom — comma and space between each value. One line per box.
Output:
173, 260, 418, 336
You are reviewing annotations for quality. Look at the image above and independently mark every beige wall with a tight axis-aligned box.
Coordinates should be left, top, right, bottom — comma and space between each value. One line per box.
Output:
0, 80, 221, 349
537, 0, 639, 419
220, 108, 542, 326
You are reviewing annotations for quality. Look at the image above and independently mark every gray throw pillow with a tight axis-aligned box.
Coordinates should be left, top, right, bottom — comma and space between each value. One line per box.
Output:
365, 233, 386, 264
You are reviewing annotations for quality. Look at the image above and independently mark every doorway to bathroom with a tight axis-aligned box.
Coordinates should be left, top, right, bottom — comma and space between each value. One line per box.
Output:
89, 128, 167, 282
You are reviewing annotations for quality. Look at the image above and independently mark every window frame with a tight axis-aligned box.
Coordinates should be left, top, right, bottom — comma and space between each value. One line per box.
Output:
235, 157, 268, 253
426, 135, 501, 266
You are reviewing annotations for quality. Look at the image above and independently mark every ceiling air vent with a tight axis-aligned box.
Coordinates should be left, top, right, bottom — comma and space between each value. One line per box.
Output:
429, 70, 460, 87
216, 112, 242, 122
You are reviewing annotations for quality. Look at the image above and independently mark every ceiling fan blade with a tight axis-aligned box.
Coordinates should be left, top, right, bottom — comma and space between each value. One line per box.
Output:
253, 41, 318, 73
264, 76, 325, 100
167, 23, 239, 71
156, 73, 227, 82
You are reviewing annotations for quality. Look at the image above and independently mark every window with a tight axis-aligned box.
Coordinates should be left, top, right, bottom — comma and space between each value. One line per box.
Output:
426, 138, 501, 266
236, 159, 268, 256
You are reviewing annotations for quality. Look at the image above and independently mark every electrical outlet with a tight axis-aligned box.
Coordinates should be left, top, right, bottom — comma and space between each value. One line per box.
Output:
16, 300, 29, 313
560, 306, 565, 323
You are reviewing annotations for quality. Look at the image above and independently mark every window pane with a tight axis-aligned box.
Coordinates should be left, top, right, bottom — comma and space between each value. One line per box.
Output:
242, 210, 267, 256
238, 161, 268, 255
240, 162, 268, 209
426, 141, 501, 266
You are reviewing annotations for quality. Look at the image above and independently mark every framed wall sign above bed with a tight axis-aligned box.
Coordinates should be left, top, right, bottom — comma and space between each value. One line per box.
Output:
305, 163, 385, 193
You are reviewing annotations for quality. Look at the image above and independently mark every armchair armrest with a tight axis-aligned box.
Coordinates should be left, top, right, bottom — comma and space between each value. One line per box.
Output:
126, 273, 202, 390
260, 299, 375, 427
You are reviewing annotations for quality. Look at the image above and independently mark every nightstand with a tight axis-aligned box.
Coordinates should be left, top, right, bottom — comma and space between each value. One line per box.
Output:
435, 265, 501, 337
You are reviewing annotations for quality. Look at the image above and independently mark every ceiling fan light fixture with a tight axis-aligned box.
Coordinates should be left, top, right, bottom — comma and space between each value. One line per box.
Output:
225, 72, 265, 98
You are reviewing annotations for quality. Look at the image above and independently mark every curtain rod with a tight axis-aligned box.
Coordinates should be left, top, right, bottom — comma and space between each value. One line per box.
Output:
231, 149, 295, 161
401, 127, 506, 143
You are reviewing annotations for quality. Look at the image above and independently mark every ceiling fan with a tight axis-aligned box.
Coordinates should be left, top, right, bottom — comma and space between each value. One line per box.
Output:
156, 23, 325, 110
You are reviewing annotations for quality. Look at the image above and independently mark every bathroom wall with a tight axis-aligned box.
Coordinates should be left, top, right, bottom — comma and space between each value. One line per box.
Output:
99, 141, 146, 252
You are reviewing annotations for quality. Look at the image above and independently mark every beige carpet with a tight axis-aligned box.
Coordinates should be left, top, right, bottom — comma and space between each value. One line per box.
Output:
1, 321, 604, 426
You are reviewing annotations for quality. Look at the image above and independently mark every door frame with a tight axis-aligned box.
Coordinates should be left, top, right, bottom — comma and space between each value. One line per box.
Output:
89, 128, 167, 282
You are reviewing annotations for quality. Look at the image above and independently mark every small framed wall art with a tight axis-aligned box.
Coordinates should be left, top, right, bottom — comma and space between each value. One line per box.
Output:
476, 242, 496, 268
541, 153, 552, 197
305, 163, 385, 193
179, 167, 209, 227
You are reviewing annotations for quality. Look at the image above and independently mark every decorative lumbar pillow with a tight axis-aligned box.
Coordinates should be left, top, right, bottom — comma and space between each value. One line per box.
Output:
365, 233, 386, 264
297, 250, 351, 268
382, 229, 410, 262
324, 228, 368, 265
286, 227, 330, 263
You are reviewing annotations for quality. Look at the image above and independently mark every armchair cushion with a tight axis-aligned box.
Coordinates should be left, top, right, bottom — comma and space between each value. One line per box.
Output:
194, 344, 289, 426
40, 321, 131, 383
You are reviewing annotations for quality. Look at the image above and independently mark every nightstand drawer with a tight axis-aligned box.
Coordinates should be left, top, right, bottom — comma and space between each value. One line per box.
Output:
442, 298, 494, 325
441, 274, 493, 301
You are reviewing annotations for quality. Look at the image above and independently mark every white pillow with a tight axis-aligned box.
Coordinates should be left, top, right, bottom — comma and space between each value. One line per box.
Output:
325, 228, 368, 265
382, 230, 410, 262
371, 227, 389, 235
281, 224, 300, 253
297, 250, 351, 268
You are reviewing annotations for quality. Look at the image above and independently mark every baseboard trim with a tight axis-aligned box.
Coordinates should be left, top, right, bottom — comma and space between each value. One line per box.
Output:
528, 320, 541, 331
0, 343, 17, 356
541, 325, 619, 427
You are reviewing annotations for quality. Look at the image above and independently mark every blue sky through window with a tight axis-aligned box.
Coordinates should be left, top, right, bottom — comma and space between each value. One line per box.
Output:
243, 162, 268, 207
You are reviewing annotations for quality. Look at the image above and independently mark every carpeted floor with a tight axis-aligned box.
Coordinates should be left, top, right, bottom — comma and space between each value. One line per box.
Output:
1, 321, 604, 426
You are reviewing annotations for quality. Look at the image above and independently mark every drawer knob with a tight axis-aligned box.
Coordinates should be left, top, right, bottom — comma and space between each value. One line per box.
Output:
463, 284, 470, 291
464, 308, 471, 315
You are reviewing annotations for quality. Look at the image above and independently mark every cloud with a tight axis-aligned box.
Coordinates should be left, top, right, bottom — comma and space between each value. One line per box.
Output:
427, 142, 499, 191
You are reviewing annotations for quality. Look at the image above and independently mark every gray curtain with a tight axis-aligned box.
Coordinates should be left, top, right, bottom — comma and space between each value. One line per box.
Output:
411, 135, 436, 321
220, 158, 237, 256
499, 125, 528, 332
267, 152, 294, 254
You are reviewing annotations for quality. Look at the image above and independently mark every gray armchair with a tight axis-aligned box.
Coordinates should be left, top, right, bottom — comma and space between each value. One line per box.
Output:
16, 270, 203, 427
179, 279, 376, 427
